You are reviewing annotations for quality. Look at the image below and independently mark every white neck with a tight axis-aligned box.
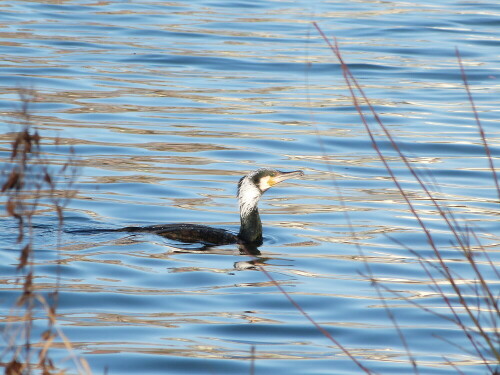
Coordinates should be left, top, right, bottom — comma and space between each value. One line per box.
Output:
238, 176, 262, 219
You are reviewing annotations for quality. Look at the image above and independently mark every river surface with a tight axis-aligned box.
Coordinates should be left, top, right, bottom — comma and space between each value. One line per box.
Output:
0, 1, 499, 374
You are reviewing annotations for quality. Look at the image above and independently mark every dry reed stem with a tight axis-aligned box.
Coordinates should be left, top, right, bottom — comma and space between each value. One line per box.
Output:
239, 243, 375, 374
455, 48, 500, 201
249, 345, 255, 375
313, 22, 499, 373
1, 90, 85, 375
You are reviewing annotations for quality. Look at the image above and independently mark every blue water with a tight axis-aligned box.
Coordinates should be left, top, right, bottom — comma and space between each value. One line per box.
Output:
0, 1, 499, 374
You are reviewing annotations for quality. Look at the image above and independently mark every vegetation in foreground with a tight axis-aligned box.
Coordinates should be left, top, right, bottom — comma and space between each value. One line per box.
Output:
1, 90, 87, 375
1, 29, 498, 375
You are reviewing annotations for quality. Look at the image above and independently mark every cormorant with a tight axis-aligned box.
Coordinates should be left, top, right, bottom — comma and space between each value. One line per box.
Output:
117, 168, 304, 247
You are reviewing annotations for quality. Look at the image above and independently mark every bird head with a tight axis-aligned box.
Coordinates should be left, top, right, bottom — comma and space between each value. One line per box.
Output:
237, 168, 304, 218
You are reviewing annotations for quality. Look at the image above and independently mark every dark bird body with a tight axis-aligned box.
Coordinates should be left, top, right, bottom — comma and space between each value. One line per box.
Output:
117, 223, 237, 245
118, 168, 303, 247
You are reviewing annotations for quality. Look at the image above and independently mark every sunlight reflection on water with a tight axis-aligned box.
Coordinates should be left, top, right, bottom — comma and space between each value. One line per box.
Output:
0, 1, 499, 374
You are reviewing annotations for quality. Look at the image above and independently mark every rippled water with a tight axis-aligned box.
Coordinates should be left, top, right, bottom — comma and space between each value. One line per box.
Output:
1, 1, 499, 374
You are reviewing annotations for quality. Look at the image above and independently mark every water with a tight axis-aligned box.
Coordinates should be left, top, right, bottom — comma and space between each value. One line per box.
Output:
0, 1, 499, 374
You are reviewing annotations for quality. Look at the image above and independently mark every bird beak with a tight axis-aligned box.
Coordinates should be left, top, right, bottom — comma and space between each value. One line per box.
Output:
272, 170, 304, 185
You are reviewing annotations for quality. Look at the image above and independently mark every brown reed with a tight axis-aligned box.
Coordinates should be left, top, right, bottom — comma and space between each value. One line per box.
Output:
1, 89, 88, 375
313, 22, 499, 374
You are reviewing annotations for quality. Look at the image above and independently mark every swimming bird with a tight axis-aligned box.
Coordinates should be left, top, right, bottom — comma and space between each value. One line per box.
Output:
117, 168, 304, 247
